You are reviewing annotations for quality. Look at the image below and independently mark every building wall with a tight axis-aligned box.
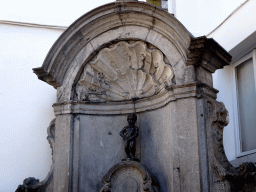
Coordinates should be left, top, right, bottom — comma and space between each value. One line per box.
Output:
208, 0, 256, 51
175, 0, 245, 36
208, 0, 256, 162
0, 23, 63, 192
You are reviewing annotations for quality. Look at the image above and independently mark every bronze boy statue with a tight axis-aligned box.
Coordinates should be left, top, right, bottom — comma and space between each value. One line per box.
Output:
120, 113, 139, 160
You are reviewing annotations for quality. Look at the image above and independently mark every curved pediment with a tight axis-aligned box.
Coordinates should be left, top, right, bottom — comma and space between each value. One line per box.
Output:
75, 41, 174, 102
33, 1, 192, 90
33, 1, 196, 113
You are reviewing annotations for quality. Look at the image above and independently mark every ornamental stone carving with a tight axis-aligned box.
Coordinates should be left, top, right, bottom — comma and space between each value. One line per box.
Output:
100, 161, 159, 192
205, 100, 256, 192
15, 119, 55, 192
75, 41, 175, 102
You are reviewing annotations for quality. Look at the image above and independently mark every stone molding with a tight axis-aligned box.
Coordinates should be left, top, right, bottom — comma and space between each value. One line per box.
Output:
54, 91, 174, 115
53, 83, 217, 115
196, 83, 219, 99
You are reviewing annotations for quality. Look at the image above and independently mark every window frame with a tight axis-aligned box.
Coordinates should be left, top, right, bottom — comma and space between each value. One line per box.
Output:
232, 49, 256, 157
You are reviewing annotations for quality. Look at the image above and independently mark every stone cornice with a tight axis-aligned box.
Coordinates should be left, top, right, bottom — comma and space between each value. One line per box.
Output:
33, 67, 60, 88
53, 90, 175, 115
187, 36, 232, 73
53, 83, 217, 115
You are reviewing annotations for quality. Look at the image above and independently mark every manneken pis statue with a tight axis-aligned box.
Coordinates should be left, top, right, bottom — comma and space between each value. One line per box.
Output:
119, 113, 139, 159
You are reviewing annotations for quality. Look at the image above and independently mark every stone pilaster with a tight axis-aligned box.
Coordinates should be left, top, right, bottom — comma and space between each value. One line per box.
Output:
53, 115, 74, 192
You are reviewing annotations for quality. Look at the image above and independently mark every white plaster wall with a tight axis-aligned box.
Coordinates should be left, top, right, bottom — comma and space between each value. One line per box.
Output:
212, 67, 237, 161
209, 0, 256, 161
175, 0, 245, 36
0, 23, 63, 192
0, 0, 112, 27
1, 0, 245, 37
208, 0, 256, 51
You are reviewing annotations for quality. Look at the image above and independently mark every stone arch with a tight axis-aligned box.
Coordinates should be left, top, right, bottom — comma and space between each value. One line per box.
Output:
33, 1, 193, 106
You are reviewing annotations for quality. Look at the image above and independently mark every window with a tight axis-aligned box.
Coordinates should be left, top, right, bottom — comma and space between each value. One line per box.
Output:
233, 49, 256, 156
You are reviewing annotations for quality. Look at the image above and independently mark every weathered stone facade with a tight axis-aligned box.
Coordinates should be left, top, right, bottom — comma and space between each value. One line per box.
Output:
16, 1, 256, 192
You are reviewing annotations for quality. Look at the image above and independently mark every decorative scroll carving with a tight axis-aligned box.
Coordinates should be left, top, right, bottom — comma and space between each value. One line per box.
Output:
225, 162, 256, 191
100, 161, 159, 192
47, 119, 55, 158
15, 119, 55, 192
206, 101, 256, 192
75, 41, 175, 102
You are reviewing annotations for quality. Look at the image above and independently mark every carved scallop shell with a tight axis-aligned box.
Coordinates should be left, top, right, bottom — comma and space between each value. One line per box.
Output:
76, 41, 175, 102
